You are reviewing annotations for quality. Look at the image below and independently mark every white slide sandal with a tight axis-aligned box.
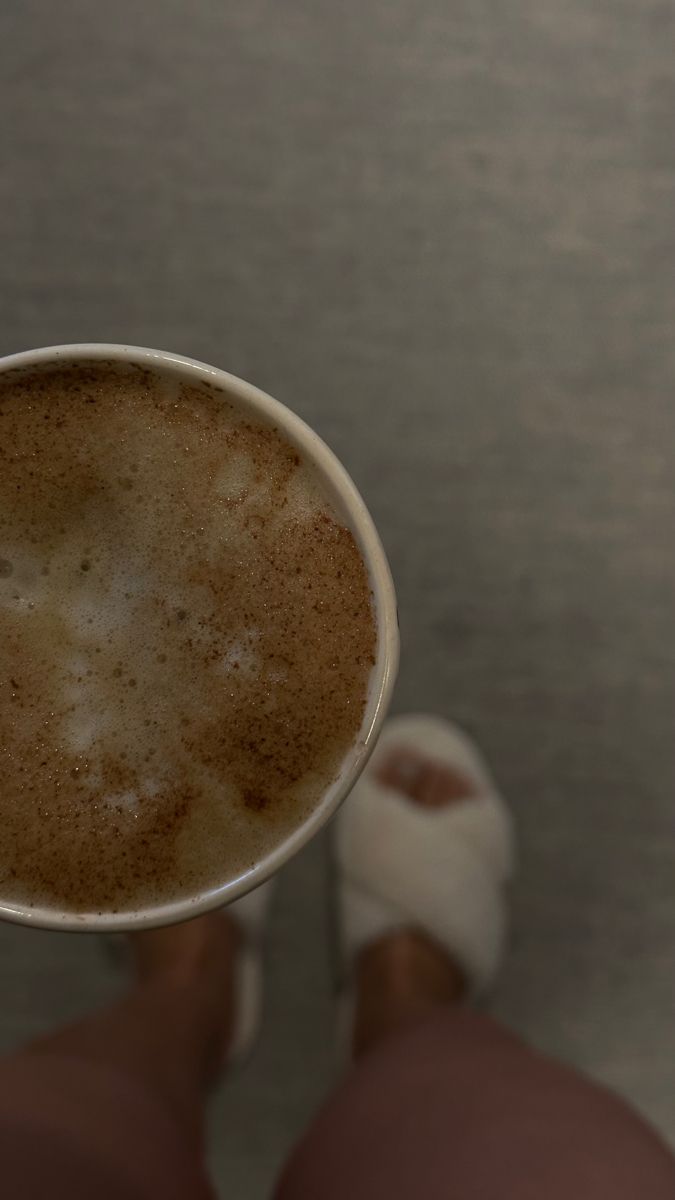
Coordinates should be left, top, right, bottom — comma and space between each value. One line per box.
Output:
224, 877, 276, 1066
336, 714, 515, 1040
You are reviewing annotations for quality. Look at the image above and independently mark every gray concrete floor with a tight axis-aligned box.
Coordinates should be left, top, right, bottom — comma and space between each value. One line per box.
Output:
1, 2, 674, 1196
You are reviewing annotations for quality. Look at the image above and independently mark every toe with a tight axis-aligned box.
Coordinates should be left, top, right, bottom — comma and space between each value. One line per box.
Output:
376, 746, 477, 808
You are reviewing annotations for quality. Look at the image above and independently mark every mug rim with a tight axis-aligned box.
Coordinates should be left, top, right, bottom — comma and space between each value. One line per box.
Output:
0, 344, 399, 931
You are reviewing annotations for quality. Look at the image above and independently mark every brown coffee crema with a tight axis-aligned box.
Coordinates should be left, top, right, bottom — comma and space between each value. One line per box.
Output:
0, 363, 375, 912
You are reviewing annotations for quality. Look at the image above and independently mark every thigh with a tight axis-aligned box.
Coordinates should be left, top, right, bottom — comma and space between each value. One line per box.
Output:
0, 1052, 215, 1200
276, 1010, 675, 1200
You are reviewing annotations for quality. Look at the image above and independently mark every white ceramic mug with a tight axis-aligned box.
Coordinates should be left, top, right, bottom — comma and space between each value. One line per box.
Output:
0, 344, 399, 931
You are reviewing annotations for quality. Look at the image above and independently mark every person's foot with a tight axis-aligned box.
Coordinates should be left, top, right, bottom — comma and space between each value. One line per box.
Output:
352, 747, 475, 1058
132, 913, 239, 1081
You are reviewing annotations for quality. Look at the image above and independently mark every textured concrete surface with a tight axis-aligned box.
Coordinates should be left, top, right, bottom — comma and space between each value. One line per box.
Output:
1, 2, 674, 1196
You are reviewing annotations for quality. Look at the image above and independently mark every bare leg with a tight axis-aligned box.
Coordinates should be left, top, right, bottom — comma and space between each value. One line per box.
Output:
352, 928, 465, 1057
352, 750, 472, 1059
26, 913, 237, 1144
0, 913, 237, 1197
277, 748, 675, 1200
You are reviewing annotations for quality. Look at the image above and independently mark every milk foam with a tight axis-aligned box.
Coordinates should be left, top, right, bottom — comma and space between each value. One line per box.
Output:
0, 363, 376, 913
